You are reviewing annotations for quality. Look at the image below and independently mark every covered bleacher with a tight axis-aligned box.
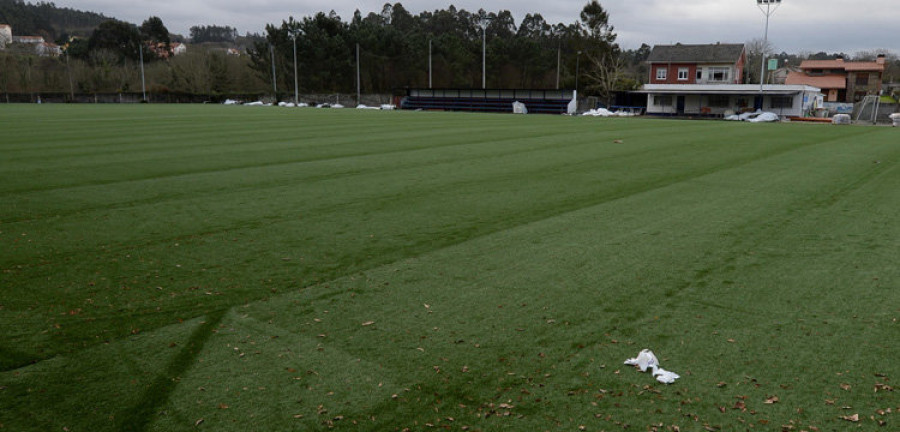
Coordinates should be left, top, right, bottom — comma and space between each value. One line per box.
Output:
401, 88, 576, 114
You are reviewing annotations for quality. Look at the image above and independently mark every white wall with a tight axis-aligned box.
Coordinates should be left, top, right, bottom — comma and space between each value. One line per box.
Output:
646, 91, 819, 117
0, 26, 12, 49
646, 94, 676, 114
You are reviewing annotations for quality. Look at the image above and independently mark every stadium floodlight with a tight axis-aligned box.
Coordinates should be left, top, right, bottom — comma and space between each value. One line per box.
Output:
139, 44, 146, 102
480, 17, 492, 89
292, 31, 299, 106
428, 38, 433, 89
575, 51, 582, 95
757, 0, 783, 92
270, 44, 277, 100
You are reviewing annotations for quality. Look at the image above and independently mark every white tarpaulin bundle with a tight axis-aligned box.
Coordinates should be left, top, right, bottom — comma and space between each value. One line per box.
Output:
832, 114, 852, 125
725, 110, 779, 122
889, 113, 900, 127
624, 349, 680, 384
748, 112, 779, 123
512, 101, 528, 114
582, 108, 637, 117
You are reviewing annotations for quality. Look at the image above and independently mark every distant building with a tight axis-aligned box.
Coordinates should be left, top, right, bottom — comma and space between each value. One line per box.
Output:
13, 35, 45, 45
0, 24, 11, 49
646, 43, 747, 85
148, 42, 187, 59
171, 42, 186, 56
771, 66, 801, 85
641, 43, 821, 118
786, 56, 886, 102
36, 42, 61, 57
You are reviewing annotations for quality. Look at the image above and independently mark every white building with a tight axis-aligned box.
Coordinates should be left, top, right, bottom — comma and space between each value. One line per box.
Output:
0, 25, 12, 49
639, 84, 823, 118
171, 42, 187, 56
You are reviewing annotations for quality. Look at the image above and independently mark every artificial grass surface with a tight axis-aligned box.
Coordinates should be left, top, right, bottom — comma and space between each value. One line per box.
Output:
1, 105, 897, 431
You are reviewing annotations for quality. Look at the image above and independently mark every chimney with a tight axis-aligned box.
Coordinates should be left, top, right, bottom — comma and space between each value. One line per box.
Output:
876, 54, 886, 65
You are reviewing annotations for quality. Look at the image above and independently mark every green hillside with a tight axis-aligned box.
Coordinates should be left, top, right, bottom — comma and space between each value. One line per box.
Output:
0, 0, 109, 41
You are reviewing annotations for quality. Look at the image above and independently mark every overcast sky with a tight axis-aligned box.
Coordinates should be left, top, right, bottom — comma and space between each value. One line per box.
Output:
50, 0, 896, 55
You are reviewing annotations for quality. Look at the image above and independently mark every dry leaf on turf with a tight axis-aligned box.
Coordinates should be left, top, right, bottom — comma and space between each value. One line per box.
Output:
764, 396, 779, 404
840, 414, 859, 422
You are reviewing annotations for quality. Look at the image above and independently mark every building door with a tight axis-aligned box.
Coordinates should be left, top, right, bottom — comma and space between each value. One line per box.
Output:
676, 96, 685, 115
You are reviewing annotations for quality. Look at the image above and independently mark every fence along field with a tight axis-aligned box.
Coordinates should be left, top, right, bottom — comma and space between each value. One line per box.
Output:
0, 105, 898, 431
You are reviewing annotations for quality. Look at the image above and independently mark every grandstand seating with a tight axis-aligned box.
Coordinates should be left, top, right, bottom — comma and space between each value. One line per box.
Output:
401, 89, 575, 114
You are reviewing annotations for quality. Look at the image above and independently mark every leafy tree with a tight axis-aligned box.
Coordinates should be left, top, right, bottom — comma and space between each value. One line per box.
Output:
88, 20, 142, 62
577, 1, 621, 100
140, 16, 170, 46
745, 37, 776, 84
190, 25, 237, 43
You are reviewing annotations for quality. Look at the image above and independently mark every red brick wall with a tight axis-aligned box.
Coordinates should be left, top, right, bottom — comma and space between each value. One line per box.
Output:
649, 63, 698, 84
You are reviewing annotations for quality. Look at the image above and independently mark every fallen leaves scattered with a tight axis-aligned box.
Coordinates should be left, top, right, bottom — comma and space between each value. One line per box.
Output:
840, 414, 859, 422
764, 395, 779, 404
361, 321, 375, 326
840, 383, 852, 391
874, 382, 894, 392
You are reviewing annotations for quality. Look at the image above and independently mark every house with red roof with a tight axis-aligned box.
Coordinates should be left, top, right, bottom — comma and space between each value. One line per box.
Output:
646, 43, 747, 85
786, 56, 885, 103
640, 43, 821, 118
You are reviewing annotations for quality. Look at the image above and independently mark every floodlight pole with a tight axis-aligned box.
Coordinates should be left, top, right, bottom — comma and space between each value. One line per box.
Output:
65, 50, 74, 101
356, 43, 361, 106
556, 46, 561, 90
428, 38, 433, 89
139, 43, 146, 102
292, 33, 299, 106
270, 44, 277, 101
757, 0, 782, 93
481, 23, 487, 89
575, 51, 582, 94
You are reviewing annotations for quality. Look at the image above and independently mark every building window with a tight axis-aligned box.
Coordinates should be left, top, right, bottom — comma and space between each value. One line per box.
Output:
770, 96, 793, 109
678, 68, 689, 81
856, 74, 869, 86
653, 95, 673, 106
696, 69, 703, 80
656, 68, 667, 81
709, 67, 730, 82
708, 95, 730, 108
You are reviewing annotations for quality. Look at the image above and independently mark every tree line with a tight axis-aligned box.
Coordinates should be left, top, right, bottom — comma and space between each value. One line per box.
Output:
1, 1, 897, 103
250, 2, 637, 103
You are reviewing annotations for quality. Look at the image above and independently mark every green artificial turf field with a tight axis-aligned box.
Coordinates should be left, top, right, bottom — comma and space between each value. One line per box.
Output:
1, 105, 898, 431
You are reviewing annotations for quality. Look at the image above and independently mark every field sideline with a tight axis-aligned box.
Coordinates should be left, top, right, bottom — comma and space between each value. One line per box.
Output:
1, 105, 898, 431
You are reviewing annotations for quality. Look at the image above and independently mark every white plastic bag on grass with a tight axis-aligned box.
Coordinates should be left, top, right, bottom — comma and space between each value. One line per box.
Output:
624, 349, 680, 384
